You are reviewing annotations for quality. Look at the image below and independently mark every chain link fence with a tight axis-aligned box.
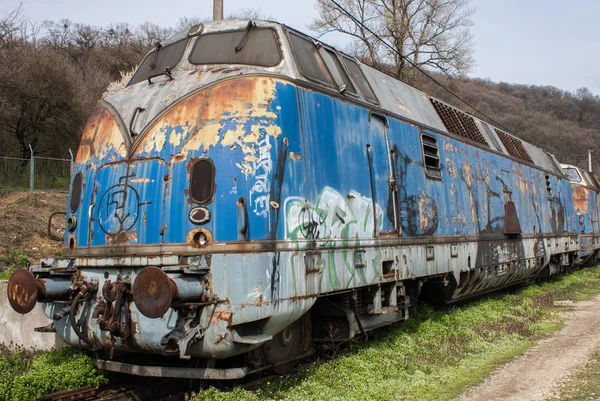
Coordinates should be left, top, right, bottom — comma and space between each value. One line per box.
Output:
0, 151, 73, 192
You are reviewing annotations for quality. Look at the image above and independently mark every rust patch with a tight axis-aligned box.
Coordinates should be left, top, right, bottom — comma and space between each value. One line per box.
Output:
130, 177, 150, 183
133, 77, 283, 176
215, 333, 228, 344
7, 269, 39, 314
186, 228, 213, 248
106, 231, 137, 244
383, 269, 397, 279
76, 108, 126, 164
573, 185, 590, 213
289, 152, 302, 161
210, 311, 232, 325
132, 266, 174, 319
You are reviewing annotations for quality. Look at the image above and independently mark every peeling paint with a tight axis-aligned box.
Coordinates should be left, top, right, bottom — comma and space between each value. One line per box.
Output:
130, 178, 151, 183
395, 96, 414, 116
76, 108, 126, 164
135, 77, 283, 180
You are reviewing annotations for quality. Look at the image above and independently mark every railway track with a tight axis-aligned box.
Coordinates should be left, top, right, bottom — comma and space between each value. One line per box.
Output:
39, 386, 98, 401
39, 376, 193, 401
37, 356, 311, 401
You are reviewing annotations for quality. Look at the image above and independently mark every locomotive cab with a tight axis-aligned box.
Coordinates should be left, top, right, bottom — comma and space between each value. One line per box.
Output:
8, 20, 321, 378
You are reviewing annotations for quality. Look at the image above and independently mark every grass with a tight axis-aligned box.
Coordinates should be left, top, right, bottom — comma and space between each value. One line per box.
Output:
0, 345, 107, 401
0, 250, 30, 279
546, 350, 600, 401
193, 267, 600, 401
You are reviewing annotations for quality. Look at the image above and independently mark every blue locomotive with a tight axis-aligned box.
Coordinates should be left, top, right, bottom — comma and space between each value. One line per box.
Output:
7, 20, 600, 379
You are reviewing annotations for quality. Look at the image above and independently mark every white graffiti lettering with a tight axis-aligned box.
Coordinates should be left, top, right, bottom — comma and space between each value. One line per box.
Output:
249, 136, 272, 221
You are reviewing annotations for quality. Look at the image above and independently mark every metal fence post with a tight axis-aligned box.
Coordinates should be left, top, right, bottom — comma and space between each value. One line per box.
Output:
29, 144, 34, 192
68, 149, 74, 177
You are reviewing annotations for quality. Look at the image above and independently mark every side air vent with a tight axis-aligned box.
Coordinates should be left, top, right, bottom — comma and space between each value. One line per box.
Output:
430, 99, 489, 147
494, 129, 533, 163
421, 133, 442, 179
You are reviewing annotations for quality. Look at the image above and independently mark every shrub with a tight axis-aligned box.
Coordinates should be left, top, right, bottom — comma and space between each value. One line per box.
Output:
0, 346, 107, 401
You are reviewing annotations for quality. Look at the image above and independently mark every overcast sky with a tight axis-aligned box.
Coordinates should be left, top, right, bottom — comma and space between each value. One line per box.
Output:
4, 0, 599, 94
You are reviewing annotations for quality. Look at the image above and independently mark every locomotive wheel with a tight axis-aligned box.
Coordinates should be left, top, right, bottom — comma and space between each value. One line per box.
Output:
263, 318, 306, 375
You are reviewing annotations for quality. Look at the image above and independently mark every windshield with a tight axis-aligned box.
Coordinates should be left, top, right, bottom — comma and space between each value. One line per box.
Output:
189, 28, 281, 67
563, 167, 582, 183
128, 38, 189, 86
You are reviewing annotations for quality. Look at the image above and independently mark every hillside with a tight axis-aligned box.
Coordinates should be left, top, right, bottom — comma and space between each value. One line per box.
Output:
0, 192, 67, 276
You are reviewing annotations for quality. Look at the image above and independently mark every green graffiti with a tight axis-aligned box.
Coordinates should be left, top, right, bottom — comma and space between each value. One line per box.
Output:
284, 187, 383, 292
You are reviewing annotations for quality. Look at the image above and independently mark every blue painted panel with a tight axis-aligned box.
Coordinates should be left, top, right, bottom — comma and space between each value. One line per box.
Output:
297, 89, 393, 237
68, 77, 580, 253
127, 79, 303, 243
90, 160, 166, 246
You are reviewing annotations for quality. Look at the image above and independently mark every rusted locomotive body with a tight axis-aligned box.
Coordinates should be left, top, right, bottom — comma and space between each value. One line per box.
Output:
7, 20, 599, 379
560, 164, 600, 266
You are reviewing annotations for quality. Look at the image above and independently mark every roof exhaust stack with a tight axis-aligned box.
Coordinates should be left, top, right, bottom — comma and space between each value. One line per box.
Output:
589, 150, 594, 173
213, 0, 224, 21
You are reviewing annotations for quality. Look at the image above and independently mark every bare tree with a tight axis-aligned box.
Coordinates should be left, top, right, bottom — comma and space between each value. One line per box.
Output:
175, 16, 206, 32
310, 0, 476, 82
226, 8, 273, 20
0, 2, 25, 47
174, 8, 272, 33
135, 22, 175, 47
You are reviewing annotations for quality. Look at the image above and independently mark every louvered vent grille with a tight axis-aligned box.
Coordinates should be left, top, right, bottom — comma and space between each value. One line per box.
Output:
494, 129, 533, 163
430, 99, 489, 147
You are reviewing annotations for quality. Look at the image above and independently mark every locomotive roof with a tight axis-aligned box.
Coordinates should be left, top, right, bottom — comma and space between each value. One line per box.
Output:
120, 19, 564, 176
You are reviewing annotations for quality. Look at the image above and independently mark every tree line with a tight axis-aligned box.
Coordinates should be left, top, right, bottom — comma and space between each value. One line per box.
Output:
0, 2, 598, 170
0, 6, 263, 160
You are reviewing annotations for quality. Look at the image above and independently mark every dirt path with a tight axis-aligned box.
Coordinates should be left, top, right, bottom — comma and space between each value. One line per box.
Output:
454, 293, 600, 401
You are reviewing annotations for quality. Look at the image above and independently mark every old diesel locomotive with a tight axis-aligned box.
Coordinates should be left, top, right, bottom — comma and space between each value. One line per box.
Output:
7, 19, 600, 379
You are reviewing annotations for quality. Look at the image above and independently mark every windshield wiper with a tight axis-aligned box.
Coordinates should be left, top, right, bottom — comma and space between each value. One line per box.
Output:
235, 21, 256, 53
149, 41, 163, 70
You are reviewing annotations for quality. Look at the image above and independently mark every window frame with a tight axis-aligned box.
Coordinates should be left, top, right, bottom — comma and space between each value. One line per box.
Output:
321, 48, 357, 96
563, 167, 582, 184
127, 37, 189, 87
189, 158, 216, 205
70, 172, 83, 213
188, 27, 283, 68
341, 56, 379, 104
421, 133, 442, 180
287, 30, 337, 89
